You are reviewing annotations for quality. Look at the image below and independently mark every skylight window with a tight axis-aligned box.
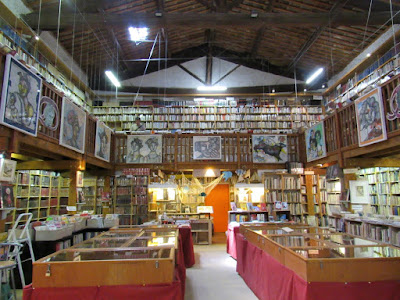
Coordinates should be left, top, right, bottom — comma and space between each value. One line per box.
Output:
129, 27, 149, 42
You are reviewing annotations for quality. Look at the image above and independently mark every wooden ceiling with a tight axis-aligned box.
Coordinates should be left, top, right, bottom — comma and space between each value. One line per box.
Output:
21, 0, 400, 92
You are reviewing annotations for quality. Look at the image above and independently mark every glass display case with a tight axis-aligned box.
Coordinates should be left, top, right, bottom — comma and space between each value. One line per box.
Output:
240, 223, 400, 282
32, 227, 179, 288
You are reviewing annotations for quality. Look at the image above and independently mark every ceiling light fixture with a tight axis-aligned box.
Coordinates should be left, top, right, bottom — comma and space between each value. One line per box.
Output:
272, 89, 275, 93
366, 53, 371, 57
197, 86, 227, 91
128, 27, 149, 42
35, 35, 40, 41
306, 67, 324, 84
155, 11, 163, 17
322, 84, 326, 88
105, 71, 121, 87
304, 88, 307, 92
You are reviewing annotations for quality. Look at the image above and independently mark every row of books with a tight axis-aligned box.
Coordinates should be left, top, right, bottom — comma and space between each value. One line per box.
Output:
283, 177, 301, 190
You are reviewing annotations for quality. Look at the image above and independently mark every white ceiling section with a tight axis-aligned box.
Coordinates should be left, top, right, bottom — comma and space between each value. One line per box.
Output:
121, 57, 301, 88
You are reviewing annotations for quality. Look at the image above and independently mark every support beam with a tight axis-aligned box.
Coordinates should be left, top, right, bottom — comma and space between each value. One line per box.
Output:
177, 65, 206, 85
285, 0, 348, 73
345, 158, 400, 168
16, 160, 85, 171
22, 11, 399, 30
205, 29, 215, 85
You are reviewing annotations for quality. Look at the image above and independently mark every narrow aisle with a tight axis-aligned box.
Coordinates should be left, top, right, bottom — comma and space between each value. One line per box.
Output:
184, 235, 258, 300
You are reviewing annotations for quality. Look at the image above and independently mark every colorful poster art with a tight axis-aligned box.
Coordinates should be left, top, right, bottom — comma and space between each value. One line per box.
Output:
355, 87, 387, 147
95, 121, 112, 162
126, 135, 162, 164
193, 136, 221, 160
252, 135, 288, 163
386, 83, 400, 121
59, 98, 87, 153
305, 122, 327, 162
0, 54, 42, 136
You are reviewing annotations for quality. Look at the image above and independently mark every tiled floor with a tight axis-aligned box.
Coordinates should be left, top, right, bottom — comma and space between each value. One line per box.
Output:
184, 233, 257, 300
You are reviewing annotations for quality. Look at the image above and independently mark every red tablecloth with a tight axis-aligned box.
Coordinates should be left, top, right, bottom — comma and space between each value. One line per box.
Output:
236, 233, 400, 300
23, 231, 192, 300
226, 223, 240, 259
179, 226, 195, 268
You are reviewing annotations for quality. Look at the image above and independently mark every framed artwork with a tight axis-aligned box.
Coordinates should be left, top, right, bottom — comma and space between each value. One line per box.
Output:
305, 122, 327, 162
252, 135, 288, 163
193, 136, 221, 160
95, 121, 112, 162
355, 87, 387, 147
0, 159, 16, 182
0, 54, 42, 136
39, 96, 60, 131
1, 185, 14, 208
126, 135, 162, 163
386, 83, 400, 121
59, 98, 87, 153
349, 180, 369, 204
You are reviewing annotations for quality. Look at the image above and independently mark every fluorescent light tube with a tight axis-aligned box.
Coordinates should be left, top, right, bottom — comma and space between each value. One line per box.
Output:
105, 71, 121, 87
306, 67, 323, 84
197, 86, 227, 91
129, 27, 148, 41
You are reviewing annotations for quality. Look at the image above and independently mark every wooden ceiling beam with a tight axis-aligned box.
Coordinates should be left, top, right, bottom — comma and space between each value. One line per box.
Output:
17, 160, 84, 171
22, 11, 399, 30
285, 0, 348, 73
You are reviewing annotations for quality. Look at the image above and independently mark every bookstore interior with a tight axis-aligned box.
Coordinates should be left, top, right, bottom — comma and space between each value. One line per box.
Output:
0, 1, 400, 300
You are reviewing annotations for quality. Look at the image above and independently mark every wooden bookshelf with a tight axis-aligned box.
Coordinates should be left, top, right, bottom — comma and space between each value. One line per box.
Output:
9, 170, 70, 231
92, 104, 322, 133
264, 173, 306, 222
112, 172, 149, 225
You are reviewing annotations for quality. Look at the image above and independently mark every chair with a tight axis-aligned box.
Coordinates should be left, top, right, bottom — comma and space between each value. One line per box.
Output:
0, 242, 23, 300
7, 213, 35, 287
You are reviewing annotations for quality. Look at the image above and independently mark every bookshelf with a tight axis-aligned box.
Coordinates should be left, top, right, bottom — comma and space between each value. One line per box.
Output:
9, 171, 69, 231
358, 167, 400, 217
305, 174, 329, 227
228, 211, 268, 222
92, 104, 322, 133
113, 172, 149, 225
148, 183, 180, 217
326, 177, 342, 215
264, 173, 306, 222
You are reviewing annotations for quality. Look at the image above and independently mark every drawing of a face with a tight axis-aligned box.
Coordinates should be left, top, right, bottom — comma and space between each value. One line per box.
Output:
145, 138, 158, 152
67, 109, 80, 147
131, 138, 143, 152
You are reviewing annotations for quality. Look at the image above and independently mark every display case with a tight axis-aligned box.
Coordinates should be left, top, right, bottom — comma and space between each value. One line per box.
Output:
240, 223, 400, 283
32, 227, 179, 288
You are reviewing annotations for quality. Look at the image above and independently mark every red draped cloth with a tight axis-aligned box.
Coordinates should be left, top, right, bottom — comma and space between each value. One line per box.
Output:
226, 223, 240, 259
236, 233, 400, 300
178, 225, 195, 267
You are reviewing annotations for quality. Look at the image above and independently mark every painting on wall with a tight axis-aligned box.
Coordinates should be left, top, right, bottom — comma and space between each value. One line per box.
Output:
59, 98, 87, 153
305, 122, 327, 162
126, 135, 162, 163
252, 135, 288, 163
0, 54, 42, 136
386, 83, 400, 121
193, 136, 221, 160
355, 87, 387, 147
0, 159, 17, 182
39, 96, 60, 131
95, 121, 112, 162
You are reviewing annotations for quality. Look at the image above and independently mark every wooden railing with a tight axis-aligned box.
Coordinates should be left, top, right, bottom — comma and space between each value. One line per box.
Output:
324, 114, 338, 155
114, 133, 300, 168
337, 104, 358, 149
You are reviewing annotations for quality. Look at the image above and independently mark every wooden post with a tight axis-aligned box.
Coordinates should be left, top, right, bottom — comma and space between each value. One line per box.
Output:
68, 169, 77, 210
334, 113, 344, 168
102, 176, 111, 216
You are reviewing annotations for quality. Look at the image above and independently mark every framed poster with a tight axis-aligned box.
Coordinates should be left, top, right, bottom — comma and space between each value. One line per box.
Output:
355, 87, 387, 147
95, 121, 112, 162
387, 83, 400, 121
305, 122, 327, 162
126, 135, 162, 163
59, 98, 87, 153
39, 96, 60, 131
349, 180, 369, 204
0, 159, 16, 182
252, 135, 288, 163
193, 136, 221, 160
0, 54, 42, 136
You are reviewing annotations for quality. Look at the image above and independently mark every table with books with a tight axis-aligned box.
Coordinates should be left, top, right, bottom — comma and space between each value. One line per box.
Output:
236, 223, 400, 300
23, 225, 189, 300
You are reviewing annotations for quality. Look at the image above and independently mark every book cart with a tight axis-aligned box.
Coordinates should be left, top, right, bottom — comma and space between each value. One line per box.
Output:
237, 223, 400, 300
24, 226, 187, 300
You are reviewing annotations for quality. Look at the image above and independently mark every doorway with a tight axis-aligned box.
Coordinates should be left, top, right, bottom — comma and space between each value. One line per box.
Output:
205, 184, 230, 233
